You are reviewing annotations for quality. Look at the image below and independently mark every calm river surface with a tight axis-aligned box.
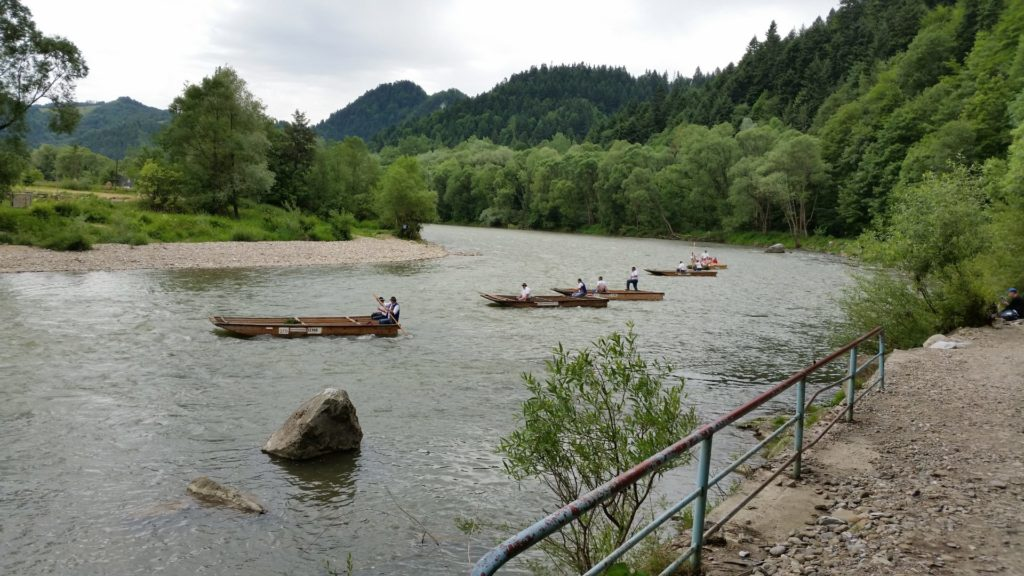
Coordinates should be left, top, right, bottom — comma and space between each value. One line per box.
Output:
0, 225, 852, 575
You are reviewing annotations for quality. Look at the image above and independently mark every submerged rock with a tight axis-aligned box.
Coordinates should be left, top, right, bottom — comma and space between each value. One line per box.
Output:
262, 388, 363, 460
186, 476, 265, 514
765, 243, 786, 253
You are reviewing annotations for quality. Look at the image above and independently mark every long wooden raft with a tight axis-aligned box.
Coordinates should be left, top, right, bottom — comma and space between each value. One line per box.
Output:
549, 288, 664, 301
209, 315, 400, 337
480, 294, 609, 308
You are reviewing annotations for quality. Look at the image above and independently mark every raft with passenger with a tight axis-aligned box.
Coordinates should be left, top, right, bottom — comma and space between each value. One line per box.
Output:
209, 315, 400, 337
549, 288, 664, 301
480, 294, 609, 308
644, 269, 718, 277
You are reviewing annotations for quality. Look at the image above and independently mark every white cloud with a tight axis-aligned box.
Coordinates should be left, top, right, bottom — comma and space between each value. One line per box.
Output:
22, 0, 838, 123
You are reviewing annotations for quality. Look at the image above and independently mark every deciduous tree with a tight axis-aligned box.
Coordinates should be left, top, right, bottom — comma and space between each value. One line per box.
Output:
373, 156, 436, 238
159, 66, 274, 217
0, 0, 87, 189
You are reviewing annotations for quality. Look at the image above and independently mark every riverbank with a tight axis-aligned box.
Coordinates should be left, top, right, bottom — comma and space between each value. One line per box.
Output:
698, 323, 1024, 575
0, 237, 448, 273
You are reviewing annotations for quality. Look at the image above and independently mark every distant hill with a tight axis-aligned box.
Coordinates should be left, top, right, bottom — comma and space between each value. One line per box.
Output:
374, 63, 668, 149
314, 80, 467, 142
26, 97, 169, 159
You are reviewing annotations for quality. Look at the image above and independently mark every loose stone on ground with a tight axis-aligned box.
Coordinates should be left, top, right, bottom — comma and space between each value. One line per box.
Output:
0, 237, 447, 273
699, 324, 1024, 576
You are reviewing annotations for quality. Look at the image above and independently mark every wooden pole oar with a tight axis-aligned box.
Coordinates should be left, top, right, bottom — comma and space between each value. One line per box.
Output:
372, 294, 403, 331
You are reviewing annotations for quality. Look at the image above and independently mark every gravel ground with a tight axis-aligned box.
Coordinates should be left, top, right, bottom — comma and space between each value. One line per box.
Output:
0, 238, 447, 273
699, 323, 1024, 575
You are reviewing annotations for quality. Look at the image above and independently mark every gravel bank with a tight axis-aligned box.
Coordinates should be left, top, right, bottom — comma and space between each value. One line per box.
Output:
0, 238, 447, 273
699, 323, 1024, 576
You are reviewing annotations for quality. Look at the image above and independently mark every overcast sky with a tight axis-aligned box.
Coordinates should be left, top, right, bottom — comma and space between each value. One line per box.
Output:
24, 1, 839, 124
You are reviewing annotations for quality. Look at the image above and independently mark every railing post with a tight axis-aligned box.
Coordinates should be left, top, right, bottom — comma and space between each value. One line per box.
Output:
846, 346, 857, 422
689, 437, 713, 571
878, 331, 886, 391
793, 378, 806, 479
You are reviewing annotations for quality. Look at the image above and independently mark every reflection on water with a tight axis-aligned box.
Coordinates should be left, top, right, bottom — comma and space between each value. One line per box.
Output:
275, 451, 360, 506
0, 225, 851, 575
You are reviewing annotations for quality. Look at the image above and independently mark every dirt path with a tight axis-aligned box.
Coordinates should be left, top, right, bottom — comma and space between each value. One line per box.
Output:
700, 323, 1024, 576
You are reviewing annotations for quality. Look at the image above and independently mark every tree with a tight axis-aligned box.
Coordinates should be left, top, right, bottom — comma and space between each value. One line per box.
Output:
761, 132, 828, 244
0, 0, 87, 189
373, 156, 436, 238
267, 110, 317, 209
498, 325, 697, 573
159, 66, 274, 217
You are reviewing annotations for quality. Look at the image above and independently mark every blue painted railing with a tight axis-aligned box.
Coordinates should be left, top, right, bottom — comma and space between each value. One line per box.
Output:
472, 327, 886, 575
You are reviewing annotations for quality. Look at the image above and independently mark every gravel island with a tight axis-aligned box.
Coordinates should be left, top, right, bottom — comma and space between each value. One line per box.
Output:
0, 237, 447, 273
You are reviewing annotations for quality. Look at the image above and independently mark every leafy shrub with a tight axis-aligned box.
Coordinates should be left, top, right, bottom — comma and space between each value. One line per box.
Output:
42, 229, 92, 251
329, 211, 355, 240
836, 272, 937, 350
30, 204, 56, 220
0, 210, 17, 232
498, 324, 697, 573
53, 201, 79, 217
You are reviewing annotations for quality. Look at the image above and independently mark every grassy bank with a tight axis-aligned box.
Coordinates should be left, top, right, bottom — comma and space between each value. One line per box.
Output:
0, 195, 369, 251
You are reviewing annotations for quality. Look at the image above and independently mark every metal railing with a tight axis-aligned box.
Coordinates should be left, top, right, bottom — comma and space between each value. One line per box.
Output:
472, 327, 886, 575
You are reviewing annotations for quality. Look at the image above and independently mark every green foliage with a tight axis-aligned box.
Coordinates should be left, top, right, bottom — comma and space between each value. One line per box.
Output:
836, 272, 937, 352
377, 64, 664, 149
25, 97, 169, 159
0, 196, 372, 250
0, 0, 87, 139
159, 66, 274, 218
844, 165, 995, 345
266, 110, 317, 208
498, 325, 697, 574
373, 156, 436, 238
136, 159, 184, 211
315, 80, 466, 142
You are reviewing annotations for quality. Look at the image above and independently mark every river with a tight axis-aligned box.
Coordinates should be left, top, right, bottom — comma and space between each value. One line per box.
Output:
0, 225, 851, 575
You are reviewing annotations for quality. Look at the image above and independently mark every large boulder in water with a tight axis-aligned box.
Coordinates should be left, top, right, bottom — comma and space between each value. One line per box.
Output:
765, 243, 786, 253
187, 476, 265, 513
262, 388, 363, 460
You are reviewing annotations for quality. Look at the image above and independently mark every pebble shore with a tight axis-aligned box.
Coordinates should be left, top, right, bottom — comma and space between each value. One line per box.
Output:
0, 238, 447, 273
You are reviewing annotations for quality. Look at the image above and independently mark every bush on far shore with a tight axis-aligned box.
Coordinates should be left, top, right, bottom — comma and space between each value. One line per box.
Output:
0, 196, 377, 251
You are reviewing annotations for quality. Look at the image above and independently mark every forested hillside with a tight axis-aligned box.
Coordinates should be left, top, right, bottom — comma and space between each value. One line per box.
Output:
26, 97, 169, 159
314, 81, 467, 142
376, 64, 668, 149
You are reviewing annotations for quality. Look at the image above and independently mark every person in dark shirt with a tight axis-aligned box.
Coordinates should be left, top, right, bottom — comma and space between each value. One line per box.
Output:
997, 288, 1024, 320
380, 296, 400, 324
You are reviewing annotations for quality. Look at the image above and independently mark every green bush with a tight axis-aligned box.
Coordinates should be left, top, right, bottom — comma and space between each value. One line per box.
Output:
329, 211, 355, 240
42, 228, 92, 251
53, 201, 79, 217
30, 204, 56, 220
498, 324, 698, 573
836, 272, 937, 350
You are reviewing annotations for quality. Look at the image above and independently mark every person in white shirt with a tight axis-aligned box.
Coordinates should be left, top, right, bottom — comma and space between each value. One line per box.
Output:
626, 267, 639, 290
517, 283, 532, 301
379, 296, 400, 324
595, 276, 608, 293
677, 261, 687, 272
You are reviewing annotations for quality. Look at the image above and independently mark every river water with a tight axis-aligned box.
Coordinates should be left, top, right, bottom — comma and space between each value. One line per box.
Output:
0, 225, 851, 575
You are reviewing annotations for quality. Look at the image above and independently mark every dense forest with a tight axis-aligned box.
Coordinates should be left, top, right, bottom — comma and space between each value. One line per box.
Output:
314, 81, 467, 142
3, 0, 1022, 345
375, 64, 668, 149
26, 97, 169, 159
